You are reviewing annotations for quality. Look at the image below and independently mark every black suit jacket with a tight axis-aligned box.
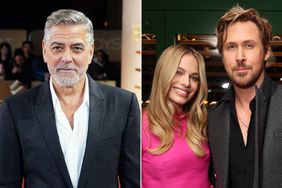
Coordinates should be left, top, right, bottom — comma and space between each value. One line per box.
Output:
0, 77, 140, 188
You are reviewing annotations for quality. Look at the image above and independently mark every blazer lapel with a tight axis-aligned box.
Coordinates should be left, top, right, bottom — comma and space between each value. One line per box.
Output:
209, 89, 233, 188
253, 78, 271, 188
78, 78, 106, 188
214, 103, 230, 188
35, 81, 73, 188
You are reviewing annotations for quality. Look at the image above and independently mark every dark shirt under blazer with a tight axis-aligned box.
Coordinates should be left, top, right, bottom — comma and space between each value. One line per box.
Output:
229, 93, 255, 188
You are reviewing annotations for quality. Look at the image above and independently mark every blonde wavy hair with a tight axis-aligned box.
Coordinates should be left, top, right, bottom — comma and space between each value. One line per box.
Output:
146, 45, 208, 157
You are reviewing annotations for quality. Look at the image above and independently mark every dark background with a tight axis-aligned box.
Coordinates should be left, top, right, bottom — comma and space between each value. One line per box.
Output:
0, 0, 122, 33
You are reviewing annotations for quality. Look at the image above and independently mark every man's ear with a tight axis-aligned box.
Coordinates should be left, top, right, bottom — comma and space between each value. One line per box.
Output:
42, 41, 47, 64
89, 43, 95, 65
264, 45, 271, 61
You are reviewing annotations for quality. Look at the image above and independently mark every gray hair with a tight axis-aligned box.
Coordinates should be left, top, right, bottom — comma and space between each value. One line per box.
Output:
43, 9, 94, 45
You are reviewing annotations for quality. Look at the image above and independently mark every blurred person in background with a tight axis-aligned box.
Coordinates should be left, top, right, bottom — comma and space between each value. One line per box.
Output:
10, 47, 33, 89
10, 48, 24, 80
22, 40, 36, 64
21, 41, 35, 88
0, 42, 13, 80
33, 54, 49, 82
87, 49, 120, 86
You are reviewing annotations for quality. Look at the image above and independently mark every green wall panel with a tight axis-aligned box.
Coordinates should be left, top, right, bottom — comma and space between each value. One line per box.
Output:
165, 10, 224, 46
239, 0, 282, 10
142, 11, 164, 34
261, 11, 282, 34
143, 0, 282, 56
143, 0, 282, 11
143, 0, 235, 10
142, 10, 165, 56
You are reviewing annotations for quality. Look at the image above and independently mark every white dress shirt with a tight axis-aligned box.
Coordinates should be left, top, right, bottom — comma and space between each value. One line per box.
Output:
49, 76, 89, 188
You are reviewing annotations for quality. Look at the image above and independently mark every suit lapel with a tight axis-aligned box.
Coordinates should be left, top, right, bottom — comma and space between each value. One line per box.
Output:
209, 89, 233, 188
221, 107, 230, 188
35, 81, 73, 188
214, 103, 230, 188
253, 78, 271, 188
78, 78, 106, 188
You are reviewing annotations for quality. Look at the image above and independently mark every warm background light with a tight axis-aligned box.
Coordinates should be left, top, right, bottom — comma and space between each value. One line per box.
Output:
121, 0, 141, 105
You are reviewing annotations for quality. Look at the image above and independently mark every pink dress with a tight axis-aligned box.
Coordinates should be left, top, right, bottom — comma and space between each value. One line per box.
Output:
142, 111, 211, 188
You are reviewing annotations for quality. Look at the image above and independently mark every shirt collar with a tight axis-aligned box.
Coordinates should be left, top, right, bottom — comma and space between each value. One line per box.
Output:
256, 74, 272, 99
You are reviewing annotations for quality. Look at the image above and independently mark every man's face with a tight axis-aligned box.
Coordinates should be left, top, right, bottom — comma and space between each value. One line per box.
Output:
42, 24, 94, 87
222, 21, 270, 88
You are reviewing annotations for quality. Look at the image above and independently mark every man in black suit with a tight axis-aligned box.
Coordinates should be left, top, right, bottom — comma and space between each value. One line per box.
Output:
0, 9, 140, 188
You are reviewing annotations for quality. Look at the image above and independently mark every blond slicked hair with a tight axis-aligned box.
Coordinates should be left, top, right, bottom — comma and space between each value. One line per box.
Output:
146, 45, 208, 157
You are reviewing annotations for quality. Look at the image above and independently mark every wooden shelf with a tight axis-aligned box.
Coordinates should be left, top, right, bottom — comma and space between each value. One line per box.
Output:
142, 39, 156, 45
176, 40, 216, 47
266, 62, 282, 67
142, 34, 157, 102
270, 41, 282, 46
142, 50, 156, 55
